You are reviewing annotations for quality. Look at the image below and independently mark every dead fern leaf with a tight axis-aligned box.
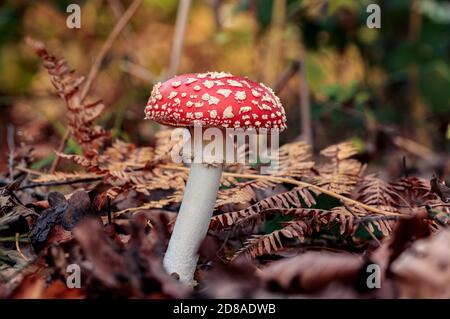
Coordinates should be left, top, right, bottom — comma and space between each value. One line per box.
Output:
230, 207, 359, 260
27, 38, 110, 158
211, 186, 319, 230
357, 175, 403, 208
31, 172, 99, 183
272, 141, 315, 177
320, 141, 359, 160
391, 177, 438, 205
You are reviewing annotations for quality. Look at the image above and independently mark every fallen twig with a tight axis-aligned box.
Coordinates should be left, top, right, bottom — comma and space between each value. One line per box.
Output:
48, 0, 143, 169
7, 124, 15, 181
165, 0, 191, 79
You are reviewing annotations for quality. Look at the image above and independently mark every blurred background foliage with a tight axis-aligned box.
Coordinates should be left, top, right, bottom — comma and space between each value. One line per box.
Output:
0, 0, 449, 178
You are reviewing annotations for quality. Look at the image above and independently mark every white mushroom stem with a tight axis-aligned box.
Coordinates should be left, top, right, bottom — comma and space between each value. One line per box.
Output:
163, 162, 223, 283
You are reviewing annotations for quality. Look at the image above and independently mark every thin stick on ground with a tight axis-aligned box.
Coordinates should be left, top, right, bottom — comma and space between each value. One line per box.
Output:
48, 0, 143, 171
18, 164, 404, 217
341, 201, 382, 246
166, 0, 192, 79
7, 124, 15, 181
15, 233, 29, 262
17, 176, 102, 191
108, 164, 405, 217
273, 60, 300, 94
158, 164, 403, 216
80, 0, 143, 101
49, 130, 70, 173
298, 59, 313, 147
107, 197, 112, 225
107, 0, 132, 38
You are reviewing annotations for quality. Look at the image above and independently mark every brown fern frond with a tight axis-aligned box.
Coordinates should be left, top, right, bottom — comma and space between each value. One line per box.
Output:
341, 200, 401, 238
320, 141, 359, 160
113, 190, 184, 216
215, 184, 256, 209
56, 152, 103, 173
327, 206, 358, 235
355, 215, 400, 237
214, 141, 316, 209
230, 207, 357, 260
99, 140, 154, 171
316, 159, 365, 194
215, 177, 278, 208
26, 38, 110, 159
391, 177, 438, 205
31, 172, 99, 183
315, 141, 365, 195
271, 141, 315, 178
153, 129, 184, 162
239, 208, 348, 233
232, 220, 311, 260
57, 142, 188, 201
357, 174, 403, 208
211, 187, 320, 230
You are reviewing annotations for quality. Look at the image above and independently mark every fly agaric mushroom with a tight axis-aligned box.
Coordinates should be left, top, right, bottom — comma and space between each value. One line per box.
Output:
145, 71, 287, 283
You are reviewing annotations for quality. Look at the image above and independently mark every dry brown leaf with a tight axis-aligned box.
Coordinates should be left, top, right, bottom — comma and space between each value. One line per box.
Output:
391, 229, 450, 298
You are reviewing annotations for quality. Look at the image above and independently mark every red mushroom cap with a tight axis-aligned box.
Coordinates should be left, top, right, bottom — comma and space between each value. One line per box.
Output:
145, 72, 287, 132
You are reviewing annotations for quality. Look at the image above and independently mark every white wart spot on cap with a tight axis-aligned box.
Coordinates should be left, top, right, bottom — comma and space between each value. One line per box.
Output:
203, 80, 214, 89
194, 112, 203, 119
208, 96, 219, 105
239, 106, 251, 114
262, 94, 274, 103
210, 71, 231, 78
186, 78, 198, 84
217, 89, 232, 98
251, 89, 261, 97
209, 110, 218, 118
223, 106, 234, 119
241, 80, 251, 88
235, 91, 246, 101
171, 81, 181, 88
227, 79, 243, 87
